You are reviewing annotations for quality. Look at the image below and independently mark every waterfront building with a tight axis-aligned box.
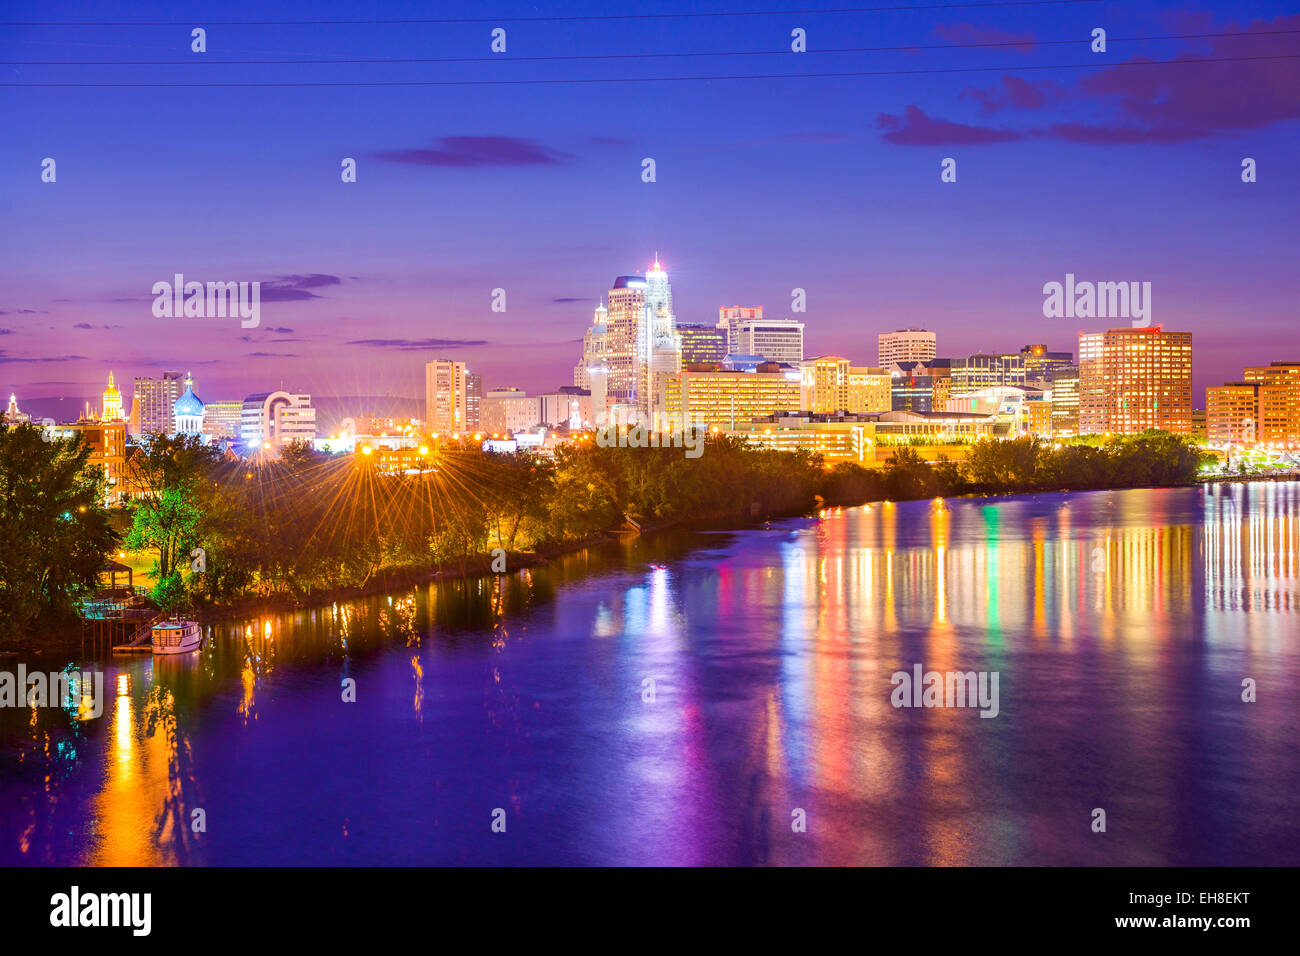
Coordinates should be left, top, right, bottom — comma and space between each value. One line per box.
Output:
945, 384, 1052, 437
878, 329, 937, 368
1078, 327, 1193, 435
45, 418, 128, 506
240, 391, 317, 452
1241, 361, 1300, 445
1206, 382, 1266, 445
1048, 364, 1080, 437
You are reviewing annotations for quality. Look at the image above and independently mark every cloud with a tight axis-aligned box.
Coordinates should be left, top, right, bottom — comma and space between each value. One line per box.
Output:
245, 351, 300, 358
73, 323, 94, 329
952, 13, 1300, 142
0, 328, 12, 335
264, 326, 295, 334
373, 136, 573, 168
552, 297, 587, 303
346, 337, 489, 350
0, 351, 87, 364
934, 22, 1037, 52
877, 105, 1021, 145
260, 274, 342, 302
0, 309, 42, 315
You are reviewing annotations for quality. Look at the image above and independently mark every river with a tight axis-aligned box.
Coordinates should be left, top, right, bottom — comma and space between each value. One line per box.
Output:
2, 483, 1298, 865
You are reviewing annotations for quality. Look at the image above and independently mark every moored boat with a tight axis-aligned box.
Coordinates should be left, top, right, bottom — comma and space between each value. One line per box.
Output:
150, 620, 203, 654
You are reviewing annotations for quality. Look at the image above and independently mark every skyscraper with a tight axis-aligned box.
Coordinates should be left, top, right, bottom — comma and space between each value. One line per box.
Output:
878, 329, 937, 368
466, 373, 483, 430
634, 257, 682, 423
132, 371, 184, 436
424, 359, 468, 434
1242, 361, 1300, 444
732, 317, 804, 365
1078, 327, 1193, 435
676, 324, 727, 366
604, 276, 646, 407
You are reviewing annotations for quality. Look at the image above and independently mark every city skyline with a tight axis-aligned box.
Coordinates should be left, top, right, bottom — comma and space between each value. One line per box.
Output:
2, 0, 1297, 405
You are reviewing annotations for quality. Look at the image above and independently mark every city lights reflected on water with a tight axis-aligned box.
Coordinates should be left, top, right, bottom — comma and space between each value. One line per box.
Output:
1, 484, 1298, 865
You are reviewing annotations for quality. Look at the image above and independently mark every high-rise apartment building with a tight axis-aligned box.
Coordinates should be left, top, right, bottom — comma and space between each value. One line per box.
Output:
424, 359, 468, 434
132, 371, 184, 436
878, 329, 937, 368
466, 373, 483, 430
1077, 328, 1193, 435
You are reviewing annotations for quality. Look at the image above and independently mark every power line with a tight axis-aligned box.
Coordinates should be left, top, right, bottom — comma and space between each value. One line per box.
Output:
0, 0, 1105, 27
3, 53, 1292, 86
3, 30, 1294, 65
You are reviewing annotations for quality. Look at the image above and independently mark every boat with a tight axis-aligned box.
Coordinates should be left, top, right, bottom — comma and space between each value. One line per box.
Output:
148, 620, 203, 655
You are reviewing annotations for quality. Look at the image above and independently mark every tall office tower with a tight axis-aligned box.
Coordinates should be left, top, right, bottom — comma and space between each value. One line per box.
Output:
466, 373, 483, 430
574, 300, 609, 389
716, 306, 763, 355
1020, 344, 1074, 382
1206, 383, 1264, 444
1242, 361, 1300, 443
733, 317, 805, 365
1078, 327, 1193, 435
878, 329, 937, 368
604, 276, 647, 406
132, 371, 184, 436
633, 257, 682, 423
848, 367, 893, 413
1048, 364, 1080, 437
240, 391, 317, 452
101, 371, 125, 421
677, 323, 727, 365
424, 359, 468, 434
950, 353, 1027, 394
800, 356, 851, 412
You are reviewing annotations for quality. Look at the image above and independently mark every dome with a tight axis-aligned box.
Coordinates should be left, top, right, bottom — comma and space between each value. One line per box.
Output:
173, 381, 205, 417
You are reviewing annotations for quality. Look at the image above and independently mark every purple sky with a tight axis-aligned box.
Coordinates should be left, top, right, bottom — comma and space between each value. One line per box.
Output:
1, 0, 1297, 413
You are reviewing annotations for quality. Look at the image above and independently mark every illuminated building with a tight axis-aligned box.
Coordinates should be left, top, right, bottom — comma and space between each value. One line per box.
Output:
634, 257, 682, 424
1020, 343, 1074, 380
45, 419, 128, 506
100, 371, 125, 421
800, 356, 852, 413
660, 362, 801, 429
731, 317, 804, 365
848, 367, 893, 414
240, 391, 317, 453
424, 359, 468, 434
538, 387, 592, 429
1048, 364, 1080, 437
603, 275, 646, 406
4, 392, 31, 424
1241, 361, 1300, 444
1078, 327, 1193, 435
945, 384, 1052, 437
466, 373, 483, 430
201, 400, 243, 440
878, 328, 936, 368
480, 387, 540, 435
1206, 382, 1265, 445
677, 324, 727, 365
949, 352, 1026, 395
171, 373, 205, 438
731, 413, 875, 463
716, 305, 763, 355
131, 371, 184, 436
574, 300, 609, 391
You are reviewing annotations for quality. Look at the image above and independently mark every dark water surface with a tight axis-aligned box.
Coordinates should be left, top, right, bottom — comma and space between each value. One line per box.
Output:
2, 483, 1298, 865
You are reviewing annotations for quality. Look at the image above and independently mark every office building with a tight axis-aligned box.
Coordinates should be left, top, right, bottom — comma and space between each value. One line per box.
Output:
241, 391, 317, 452
1241, 361, 1300, 444
659, 362, 801, 429
132, 371, 184, 436
732, 317, 804, 365
716, 306, 763, 355
480, 387, 540, 435
201, 400, 244, 441
677, 324, 728, 366
878, 329, 937, 368
425, 359, 468, 434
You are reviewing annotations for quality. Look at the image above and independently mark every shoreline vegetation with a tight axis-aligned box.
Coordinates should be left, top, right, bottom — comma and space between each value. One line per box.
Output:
1, 423, 1220, 653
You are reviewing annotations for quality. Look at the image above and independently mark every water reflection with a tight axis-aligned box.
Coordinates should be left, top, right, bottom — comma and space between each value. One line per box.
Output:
2, 484, 1298, 865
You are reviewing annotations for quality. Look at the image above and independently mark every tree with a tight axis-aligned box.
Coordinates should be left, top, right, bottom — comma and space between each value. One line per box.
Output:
0, 423, 120, 640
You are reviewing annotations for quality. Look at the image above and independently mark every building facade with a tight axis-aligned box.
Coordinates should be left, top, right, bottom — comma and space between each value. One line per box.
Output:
878, 329, 937, 368
241, 392, 317, 452
1078, 327, 1193, 435
131, 371, 184, 436
424, 359, 468, 434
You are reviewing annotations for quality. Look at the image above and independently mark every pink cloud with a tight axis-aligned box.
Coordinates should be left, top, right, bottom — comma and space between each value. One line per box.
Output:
877, 105, 1021, 145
